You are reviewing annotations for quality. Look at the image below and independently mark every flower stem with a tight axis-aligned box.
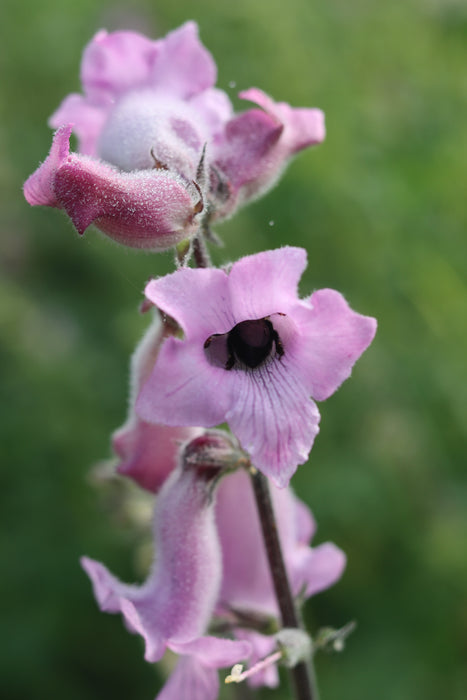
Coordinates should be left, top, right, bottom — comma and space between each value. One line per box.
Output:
192, 233, 211, 268
251, 470, 319, 700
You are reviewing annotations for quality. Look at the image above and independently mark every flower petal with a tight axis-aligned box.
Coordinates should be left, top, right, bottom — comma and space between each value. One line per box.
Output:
289, 289, 377, 401
136, 337, 231, 427
81, 462, 223, 663
225, 359, 320, 488
80, 29, 159, 101
114, 420, 199, 493
171, 636, 252, 668
290, 542, 347, 599
151, 22, 216, 98
23, 125, 72, 207
239, 87, 325, 152
227, 246, 307, 321
53, 153, 202, 249
49, 94, 108, 156
155, 656, 219, 700
144, 267, 233, 339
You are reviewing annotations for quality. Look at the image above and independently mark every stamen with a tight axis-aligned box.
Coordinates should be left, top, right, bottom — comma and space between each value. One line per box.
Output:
225, 650, 283, 684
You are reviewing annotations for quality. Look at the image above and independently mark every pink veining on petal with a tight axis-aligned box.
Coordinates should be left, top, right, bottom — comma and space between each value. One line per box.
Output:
137, 247, 376, 486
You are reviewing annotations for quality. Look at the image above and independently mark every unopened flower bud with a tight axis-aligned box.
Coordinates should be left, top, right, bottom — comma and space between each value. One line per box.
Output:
181, 429, 249, 481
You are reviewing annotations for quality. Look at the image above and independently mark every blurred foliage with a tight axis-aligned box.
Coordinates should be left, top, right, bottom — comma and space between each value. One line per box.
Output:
1, 0, 466, 698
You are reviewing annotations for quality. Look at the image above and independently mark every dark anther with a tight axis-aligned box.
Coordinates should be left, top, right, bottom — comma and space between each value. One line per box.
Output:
225, 318, 284, 370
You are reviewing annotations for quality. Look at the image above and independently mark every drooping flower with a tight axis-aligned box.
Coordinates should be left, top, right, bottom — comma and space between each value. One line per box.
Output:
24, 22, 324, 247
136, 246, 377, 487
81, 456, 226, 663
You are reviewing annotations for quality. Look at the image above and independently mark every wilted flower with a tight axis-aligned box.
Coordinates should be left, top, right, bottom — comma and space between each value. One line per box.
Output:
137, 247, 377, 486
24, 22, 324, 248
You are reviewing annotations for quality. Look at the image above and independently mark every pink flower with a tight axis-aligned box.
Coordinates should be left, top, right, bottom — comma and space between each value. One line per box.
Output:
23, 125, 203, 250
24, 23, 324, 247
215, 469, 346, 618
81, 457, 226, 663
112, 309, 201, 492
155, 637, 251, 700
136, 247, 377, 487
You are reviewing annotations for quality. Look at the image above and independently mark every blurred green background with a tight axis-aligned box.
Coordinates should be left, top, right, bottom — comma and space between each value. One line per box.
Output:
1, 0, 466, 698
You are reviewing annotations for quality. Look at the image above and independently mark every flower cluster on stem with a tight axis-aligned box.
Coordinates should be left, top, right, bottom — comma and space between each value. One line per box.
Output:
24, 19, 377, 700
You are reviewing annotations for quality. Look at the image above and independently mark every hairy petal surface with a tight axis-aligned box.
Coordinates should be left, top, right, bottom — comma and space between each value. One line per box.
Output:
138, 247, 376, 485
289, 289, 378, 401
81, 461, 223, 662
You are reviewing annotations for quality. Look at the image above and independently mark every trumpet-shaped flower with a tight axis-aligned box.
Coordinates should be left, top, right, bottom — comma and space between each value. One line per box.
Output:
24, 22, 325, 247
137, 247, 377, 487
81, 457, 226, 663
215, 468, 346, 618
23, 125, 203, 250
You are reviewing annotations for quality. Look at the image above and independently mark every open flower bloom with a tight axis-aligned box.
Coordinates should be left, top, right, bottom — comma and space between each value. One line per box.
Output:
215, 468, 346, 618
137, 247, 377, 487
81, 458, 226, 663
24, 22, 324, 247
112, 309, 201, 492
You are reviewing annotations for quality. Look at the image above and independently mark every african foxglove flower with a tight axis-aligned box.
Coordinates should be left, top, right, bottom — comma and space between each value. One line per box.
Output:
215, 468, 346, 618
81, 456, 226, 662
136, 247, 377, 487
24, 22, 324, 247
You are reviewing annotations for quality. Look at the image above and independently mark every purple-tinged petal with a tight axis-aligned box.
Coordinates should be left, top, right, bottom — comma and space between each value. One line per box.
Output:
171, 636, 252, 668
155, 656, 218, 700
216, 469, 335, 616
49, 94, 108, 156
144, 267, 233, 339
239, 87, 325, 152
294, 496, 317, 545
80, 30, 159, 101
227, 247, 307, 322
288, 289, 377, 401
290, 542, 347, 599
23, 125, 72, 207
234, 631, 279, 688
114, 418, 199, 493
136, 337, 231, 428
225, 360, 320, 487
211, 107, 283, 216
112, 312, 202, 493
189, 88, 233, 135
151, 22, 216, 98
53, 153, 202, 250
81, 461, 223, 662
